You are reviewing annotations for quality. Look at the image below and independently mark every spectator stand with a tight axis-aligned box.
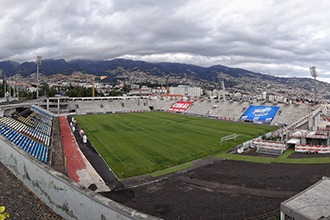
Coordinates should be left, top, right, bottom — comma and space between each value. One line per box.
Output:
0, 106, 55, 164
0, 122, 49, 163
252, 139, 288, 155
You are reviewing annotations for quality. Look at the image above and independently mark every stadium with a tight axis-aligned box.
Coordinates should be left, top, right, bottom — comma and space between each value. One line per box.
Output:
1, 96, 330, 219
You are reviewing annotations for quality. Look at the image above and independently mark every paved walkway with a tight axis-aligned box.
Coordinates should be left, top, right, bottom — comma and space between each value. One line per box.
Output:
59, 116, 109, 192
68, 115, 124, 191
50, 117, 66, 175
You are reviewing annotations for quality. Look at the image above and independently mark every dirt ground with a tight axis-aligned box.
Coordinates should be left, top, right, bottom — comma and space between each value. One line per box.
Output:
102, 158, 330, 220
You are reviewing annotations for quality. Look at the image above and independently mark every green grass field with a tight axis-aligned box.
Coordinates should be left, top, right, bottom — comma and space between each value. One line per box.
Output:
75, 112, 277, 178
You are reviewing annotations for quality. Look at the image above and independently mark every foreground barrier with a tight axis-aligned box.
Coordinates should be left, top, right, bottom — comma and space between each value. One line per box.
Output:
0, 137, 157, 220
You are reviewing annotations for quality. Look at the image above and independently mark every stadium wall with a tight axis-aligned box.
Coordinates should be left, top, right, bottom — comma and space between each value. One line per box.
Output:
0, 108, 16, 117
0, 138, 155, 220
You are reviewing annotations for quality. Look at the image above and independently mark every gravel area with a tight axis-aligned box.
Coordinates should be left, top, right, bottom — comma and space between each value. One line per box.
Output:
0, 161, 63, 220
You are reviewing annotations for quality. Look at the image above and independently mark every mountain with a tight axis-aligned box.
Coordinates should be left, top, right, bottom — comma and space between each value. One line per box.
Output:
0, 58, 329, 100
0, 58, 267, 79
0, 60, 20, 76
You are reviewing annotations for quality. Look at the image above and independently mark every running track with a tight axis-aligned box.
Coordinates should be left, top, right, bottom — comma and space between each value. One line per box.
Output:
59, 116, 86, 182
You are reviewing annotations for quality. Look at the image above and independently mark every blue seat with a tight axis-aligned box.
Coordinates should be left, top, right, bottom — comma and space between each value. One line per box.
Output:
9, 130, 15, 138
10, 132, 18, 141
36, 143, 42, 157
8, 131, 15, 140
40, 146, 45, 162
35, 143, 42, 159
23, 139, 32, 151
31, 142, 38, 157
26, 141, 33, 154
13, 134, 22, 145
8, 132, 15, 141
12, 131, 19, 140
41, 146, 48, 163
43, 147, 49, 163
35, 143, 41, 158
0, 125, 5, 135
19, 137, 26, 150
4, 130, 12, 138
4, 131, 11, 139
28, 141, 36, 154
18, 136, 26, 147
21, 139, 28, 151
6, 130, 13, 140
37, 145, 43, 161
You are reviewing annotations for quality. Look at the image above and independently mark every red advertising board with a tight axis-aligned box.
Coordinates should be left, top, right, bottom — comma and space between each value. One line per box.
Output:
168, 101, 193, 112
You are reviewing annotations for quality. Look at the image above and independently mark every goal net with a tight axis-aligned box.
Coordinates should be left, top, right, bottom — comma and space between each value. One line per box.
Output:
220, 133, 239, 146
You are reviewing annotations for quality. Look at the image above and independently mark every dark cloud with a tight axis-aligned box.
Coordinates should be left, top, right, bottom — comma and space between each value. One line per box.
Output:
0, 0, 330, 81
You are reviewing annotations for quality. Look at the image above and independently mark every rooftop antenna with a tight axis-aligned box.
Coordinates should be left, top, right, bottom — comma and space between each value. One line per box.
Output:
36, 56, 42, 98
309, 66, 317, 104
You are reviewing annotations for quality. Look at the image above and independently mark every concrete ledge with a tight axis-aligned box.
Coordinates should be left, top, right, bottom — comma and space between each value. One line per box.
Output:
0, 137, 158, 220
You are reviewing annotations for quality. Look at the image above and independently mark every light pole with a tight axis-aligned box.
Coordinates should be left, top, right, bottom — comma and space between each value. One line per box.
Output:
36, 56, 42, 98
0, 69, 4, 97
309, 66, 317, 104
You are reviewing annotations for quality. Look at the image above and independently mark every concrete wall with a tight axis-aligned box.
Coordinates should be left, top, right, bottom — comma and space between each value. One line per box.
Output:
0, 108, 15, 117
0, 138, 156, 220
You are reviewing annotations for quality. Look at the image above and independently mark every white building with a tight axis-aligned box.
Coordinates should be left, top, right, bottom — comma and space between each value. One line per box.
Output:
281, 177, 330, 220
212, 89, 219, 97
129, 85, 152, 95
169, 85, 203, 97
268, 94, 275, 102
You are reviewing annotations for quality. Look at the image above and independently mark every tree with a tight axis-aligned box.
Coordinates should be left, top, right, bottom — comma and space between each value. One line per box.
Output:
18, 89, 36, 100
0, 206, 9, 220
0, 80, 9, 98
39, 83, 49, 96
109, 90, 123, 96
39, 83, 58, 97
48, 87, 57, 97
65, 85, 99, 97
122, 84, 131, 93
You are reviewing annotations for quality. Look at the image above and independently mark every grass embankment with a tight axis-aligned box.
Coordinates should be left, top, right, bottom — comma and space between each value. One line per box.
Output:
216, 147, 330, 164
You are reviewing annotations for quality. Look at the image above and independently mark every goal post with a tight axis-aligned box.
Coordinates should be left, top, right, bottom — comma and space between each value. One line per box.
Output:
220, 133, 239, 146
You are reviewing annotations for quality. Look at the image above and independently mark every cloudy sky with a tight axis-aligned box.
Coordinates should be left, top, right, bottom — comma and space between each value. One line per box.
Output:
1, 0, 330, 81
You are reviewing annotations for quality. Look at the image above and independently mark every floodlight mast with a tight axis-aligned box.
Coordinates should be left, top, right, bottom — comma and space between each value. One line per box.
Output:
222, 81, 226, 101
310, 66, 317, 104
0, 69, 4, 97
36, 56, 42, 98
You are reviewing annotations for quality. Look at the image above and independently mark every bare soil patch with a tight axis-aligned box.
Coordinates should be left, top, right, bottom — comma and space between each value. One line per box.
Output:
104, 159, 330, 219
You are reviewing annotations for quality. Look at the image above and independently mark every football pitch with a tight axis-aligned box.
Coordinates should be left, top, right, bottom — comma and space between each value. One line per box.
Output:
75, 112, 277, 178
